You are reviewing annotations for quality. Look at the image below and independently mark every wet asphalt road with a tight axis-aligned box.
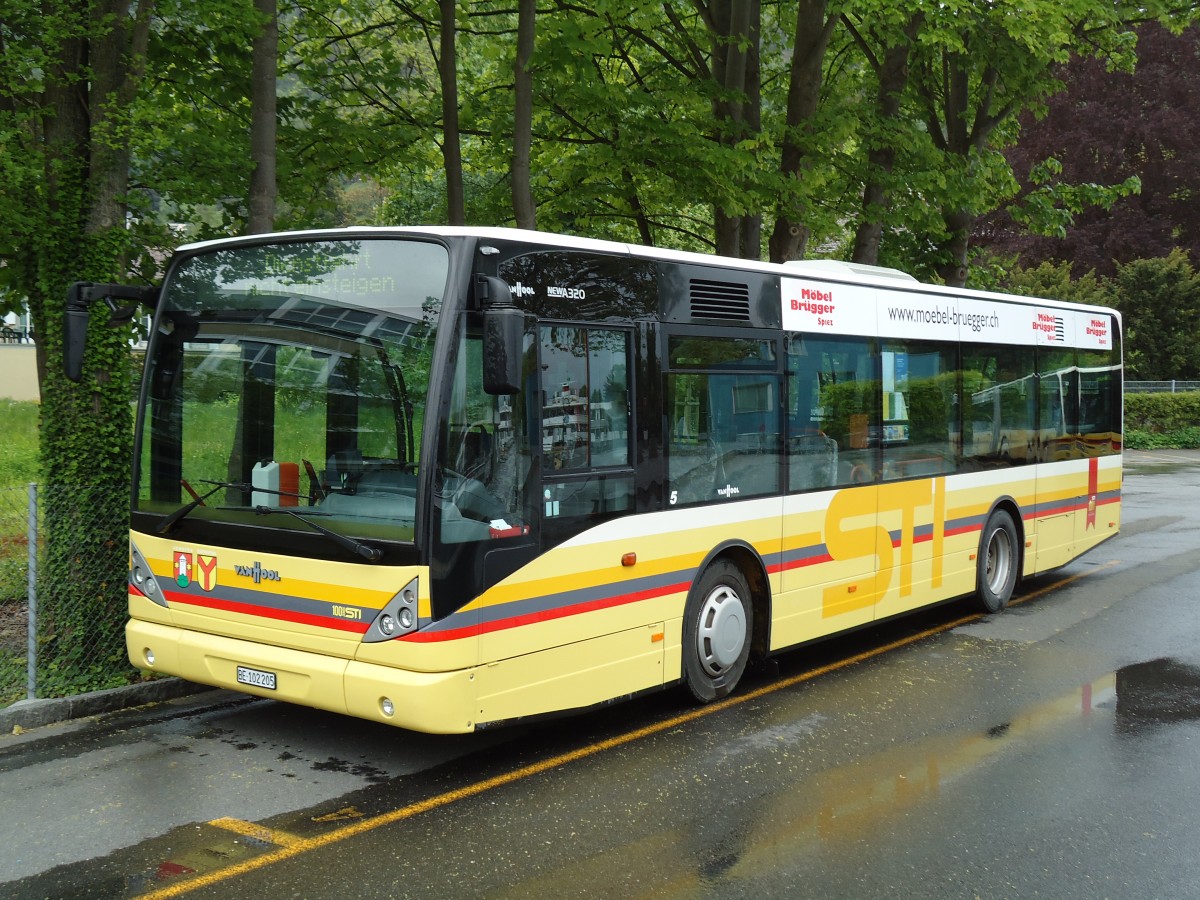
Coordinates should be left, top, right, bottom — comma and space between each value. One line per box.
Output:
2, 450, 1200, 899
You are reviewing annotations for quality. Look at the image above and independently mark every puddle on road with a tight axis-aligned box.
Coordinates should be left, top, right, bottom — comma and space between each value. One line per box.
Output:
684, 658, 1200, 873
1115, 657, 1200, 734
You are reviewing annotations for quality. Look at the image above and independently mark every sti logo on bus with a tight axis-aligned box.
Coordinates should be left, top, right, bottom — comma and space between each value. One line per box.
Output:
822, 478, 947, 619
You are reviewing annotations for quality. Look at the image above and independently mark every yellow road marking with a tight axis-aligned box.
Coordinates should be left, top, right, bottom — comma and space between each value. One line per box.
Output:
136, 560, 1117, 899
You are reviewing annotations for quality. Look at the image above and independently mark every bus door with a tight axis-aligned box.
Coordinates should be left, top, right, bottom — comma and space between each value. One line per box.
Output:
430, 313, 539, 622
536, 324, 636, 549
1034, 351, 1080, 570
1034, 343, 1121, 568
476, 322, 652, 707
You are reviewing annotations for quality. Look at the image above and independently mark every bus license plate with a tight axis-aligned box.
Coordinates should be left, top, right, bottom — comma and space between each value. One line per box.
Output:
236, 665, 277, 690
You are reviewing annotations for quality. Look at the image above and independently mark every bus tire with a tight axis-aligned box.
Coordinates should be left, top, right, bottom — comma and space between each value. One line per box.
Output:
683, 559, 753, 703
976, 509, 1019, 613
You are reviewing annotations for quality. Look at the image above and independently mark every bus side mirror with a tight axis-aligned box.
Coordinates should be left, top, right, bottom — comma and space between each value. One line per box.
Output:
64, 283, 91, 382
63, 281, 160, 382
479, 276, 524, 395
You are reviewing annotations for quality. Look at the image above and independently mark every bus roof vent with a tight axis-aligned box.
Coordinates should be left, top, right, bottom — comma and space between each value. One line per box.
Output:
783, 259, 917, 282
689, 278, 751, 321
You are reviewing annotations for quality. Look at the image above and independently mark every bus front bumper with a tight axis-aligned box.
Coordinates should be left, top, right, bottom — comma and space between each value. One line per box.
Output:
127, 619, 480, 734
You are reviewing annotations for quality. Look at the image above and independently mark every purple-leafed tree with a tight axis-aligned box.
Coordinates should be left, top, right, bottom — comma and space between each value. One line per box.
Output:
978, 23, 1200, 276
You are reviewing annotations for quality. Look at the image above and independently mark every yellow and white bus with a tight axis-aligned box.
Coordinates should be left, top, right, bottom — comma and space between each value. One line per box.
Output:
67, 228, 1122, 732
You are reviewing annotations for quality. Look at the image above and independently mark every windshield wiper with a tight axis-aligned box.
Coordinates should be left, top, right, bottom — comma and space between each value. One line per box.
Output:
158, 479, 383, 562
256, 506, 383, 563
156, 480, 250, 534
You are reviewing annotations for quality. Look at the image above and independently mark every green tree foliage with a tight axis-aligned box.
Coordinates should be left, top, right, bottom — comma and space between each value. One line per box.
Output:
999, 260, 1112, 309
0, 1, 157, 687
1112, 252, 1200, 381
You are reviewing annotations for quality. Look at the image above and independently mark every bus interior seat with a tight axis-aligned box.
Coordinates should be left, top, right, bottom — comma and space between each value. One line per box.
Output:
790, 433, 838, 490
324, 449, 363, 493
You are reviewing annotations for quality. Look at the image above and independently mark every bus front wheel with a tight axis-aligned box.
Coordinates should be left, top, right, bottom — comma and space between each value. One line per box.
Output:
683, 560, 753, 703
976, 509, 1019, 613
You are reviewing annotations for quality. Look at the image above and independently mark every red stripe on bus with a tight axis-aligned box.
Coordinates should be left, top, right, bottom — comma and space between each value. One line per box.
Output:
775, 552, 834, 575
402, 579, 691, 643
163, 589, 368, 634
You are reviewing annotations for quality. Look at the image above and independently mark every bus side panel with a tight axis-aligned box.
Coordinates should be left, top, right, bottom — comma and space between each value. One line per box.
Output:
471, 504, 781, 663
1072, 454, 1122, 557
475, 623, 667, 725
464, 500, 783, 717
1029, 455, 1119, 576
873, 475, 979, 622
1032, 462, 1081, 572
775, 487, 877, 649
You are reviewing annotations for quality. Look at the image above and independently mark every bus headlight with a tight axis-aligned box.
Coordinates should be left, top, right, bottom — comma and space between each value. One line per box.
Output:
363, 577, 420, 643
130, 542, 169, 608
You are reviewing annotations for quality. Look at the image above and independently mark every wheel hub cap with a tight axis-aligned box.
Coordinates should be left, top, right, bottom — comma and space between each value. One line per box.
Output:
697, 585, 747, 677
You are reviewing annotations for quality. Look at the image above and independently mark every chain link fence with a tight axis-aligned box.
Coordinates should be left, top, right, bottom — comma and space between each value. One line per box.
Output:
1, 485, 141, 708
1126, 381, 1200, 393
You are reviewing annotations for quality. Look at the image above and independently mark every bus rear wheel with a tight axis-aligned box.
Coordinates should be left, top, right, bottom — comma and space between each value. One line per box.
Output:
683, 560, 753, 703
976, 509, 1019, 613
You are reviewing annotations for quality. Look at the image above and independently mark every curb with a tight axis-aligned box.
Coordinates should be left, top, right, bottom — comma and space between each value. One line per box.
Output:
1, 678, 219, 734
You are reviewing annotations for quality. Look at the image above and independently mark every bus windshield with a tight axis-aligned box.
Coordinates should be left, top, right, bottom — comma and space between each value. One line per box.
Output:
136, 238, 447, 545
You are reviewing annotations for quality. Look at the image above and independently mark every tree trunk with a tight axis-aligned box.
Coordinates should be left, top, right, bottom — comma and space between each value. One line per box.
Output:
247, 0, 278, 234
916, 50, 1003, 287
937, 208, 974, 287
709, 0, 761, 258
439, 0, 465, 225
511, 0, 536, 229
850, 14, 923, 266
768, 0, 836, 263
35, 1, 155, 685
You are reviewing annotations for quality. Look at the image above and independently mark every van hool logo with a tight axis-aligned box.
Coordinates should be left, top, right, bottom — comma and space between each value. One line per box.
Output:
510, 281, 535, 299
234, 561, 281, 584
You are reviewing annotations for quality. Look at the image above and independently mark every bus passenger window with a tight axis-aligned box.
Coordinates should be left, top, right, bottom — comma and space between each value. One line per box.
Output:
1077, 345, 1122, 457
963, 345, 1036, 468
879, 340, 958, 481
540, 326, 632, 472
788, 335, 878, 489
665, 333, 781, 506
